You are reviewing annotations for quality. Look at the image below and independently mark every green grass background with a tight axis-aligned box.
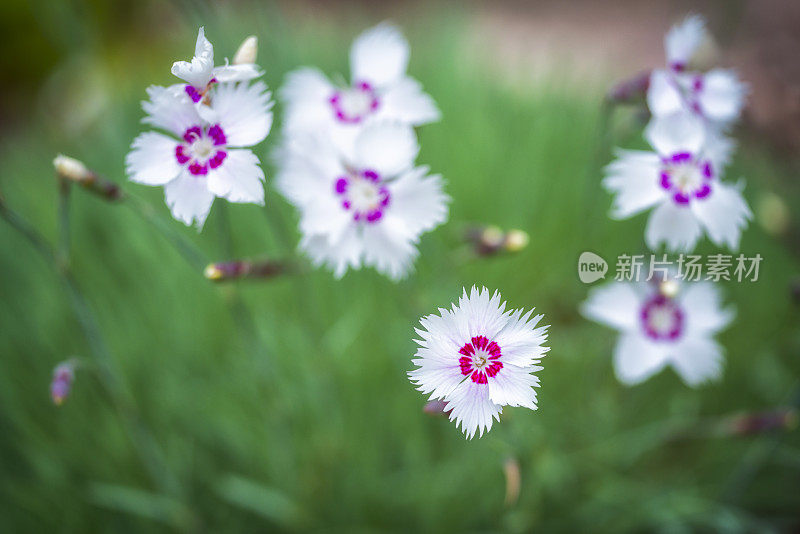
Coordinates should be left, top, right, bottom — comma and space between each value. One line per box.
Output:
1, 1, 799, 532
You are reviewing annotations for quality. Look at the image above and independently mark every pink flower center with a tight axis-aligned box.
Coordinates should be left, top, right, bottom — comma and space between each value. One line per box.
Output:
459, 335, 503, 384
660, 151, 713, 206
329, 81, 380, 124
334, 169, 390, 223
175, 124, 228, 176
640, 294, 684, 341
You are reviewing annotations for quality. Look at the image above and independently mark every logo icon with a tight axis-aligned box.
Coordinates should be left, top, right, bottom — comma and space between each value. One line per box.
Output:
578, 252, 608, 284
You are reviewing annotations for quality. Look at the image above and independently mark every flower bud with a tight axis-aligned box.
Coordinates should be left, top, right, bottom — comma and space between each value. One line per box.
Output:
423, 399, 450, 415
204, 258, 289, 282
233, 36, 258, 65
465, 225, 530, 256
53, 154, 123, 201
503, 457, 521, 507
756, 192, 790, 236
504, 229, 529, 252
54, 155, 92, 182
607, 70, 651, 104
50, 361, 75, 405
725, 408, 797, 437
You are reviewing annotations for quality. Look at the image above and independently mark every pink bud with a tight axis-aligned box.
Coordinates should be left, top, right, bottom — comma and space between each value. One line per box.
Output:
50, 362, 75, 406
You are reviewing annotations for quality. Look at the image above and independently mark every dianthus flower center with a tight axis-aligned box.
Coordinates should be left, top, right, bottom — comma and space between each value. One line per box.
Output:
334, 169, 390, 223
175, 124, 227, 176
459, 335, 503, 384
640, 294, 684, 341
660, 152, 713, 206
329, 81, 380, 124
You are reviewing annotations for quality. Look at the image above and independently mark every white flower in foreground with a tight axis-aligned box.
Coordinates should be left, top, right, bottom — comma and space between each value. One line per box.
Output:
280, 23, 440, 157
172, 27, 262, 105
275, 121, 448, 280
581, 279, 733, 386
648, 15, 747, 132
408, 287, 549, 439
604, 111, 751, 251
126, 82, 272, 227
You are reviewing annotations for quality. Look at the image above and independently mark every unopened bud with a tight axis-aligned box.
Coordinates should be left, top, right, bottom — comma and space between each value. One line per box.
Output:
54, 155, 92, 182
725, 408, 797, 437
504, 229, 529, 252
659, 279, 680, 299
756, 192, 790, 236
50, 361, 75, 406
503, 457, 521, 507
607, 70, 651, 104
53, 154, 123, 201
233, 36, 258, 65
465, 225, 530, 257
423, 399, 450, 415
204, 258, 288, 282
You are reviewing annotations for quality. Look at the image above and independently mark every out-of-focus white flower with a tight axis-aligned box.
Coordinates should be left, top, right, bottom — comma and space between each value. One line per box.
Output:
408, 287, 549, 439
126, 82, 273, 228
275, 121, 448, 279
171, 27, 262, 105
648, 15, 747, 136
279, 23, 440, 158
604, 111, 751, 251
581, 279, 733, 387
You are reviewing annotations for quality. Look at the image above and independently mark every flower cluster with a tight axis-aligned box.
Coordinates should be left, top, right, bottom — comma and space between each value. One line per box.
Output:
274, 23, 448, 280
587, 15, 749, 387
126, 28, 274, 228
604, 15, 751, 252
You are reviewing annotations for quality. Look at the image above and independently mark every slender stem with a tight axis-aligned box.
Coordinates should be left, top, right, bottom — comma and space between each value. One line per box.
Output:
123, 194, 208, 271
0, 197, 180, 497
57, 177, 71, 269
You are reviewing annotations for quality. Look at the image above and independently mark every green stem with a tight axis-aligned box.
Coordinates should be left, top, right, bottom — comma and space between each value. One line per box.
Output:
123, 194, 208, 271
1, 197, 180, 498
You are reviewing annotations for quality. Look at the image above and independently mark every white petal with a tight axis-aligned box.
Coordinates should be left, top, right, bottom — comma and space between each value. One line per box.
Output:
704, 126, 737, 170
613, 332, 670, 385
300, 226, 364, 279
697, 69, 747, 125
170, 27, 214, 88
494, 308, 548, 367
580, 282, 641, 331
669, 335, 724, 386
603, 149, 665, 218
645, 111, 705, 156
352, 122, 418, 177
350, 23, 409, 88
378, 77, 440, 125
645, 201, 703, 252
194, 27, 213, 61
361, 219, 418, 280
443, 381, 502, 440
279, 67, 335, 131
126, 132, 181, 186
664, 14, 706, 68
647, 69, 685, 117
142, 85, 201, 137
211, 81, 273, 147
206, 149, 265, 204
691, 181, 751, 250
387, 166, 449, 236
488, 364, 539, 409
273, 133, 346, 206
164, 172, 215, 228
680, 282, 734, 336
212, 64, 262, 83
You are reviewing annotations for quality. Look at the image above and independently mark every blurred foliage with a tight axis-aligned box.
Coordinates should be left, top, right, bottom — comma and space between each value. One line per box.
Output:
1, 0, 799, 532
